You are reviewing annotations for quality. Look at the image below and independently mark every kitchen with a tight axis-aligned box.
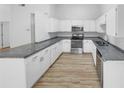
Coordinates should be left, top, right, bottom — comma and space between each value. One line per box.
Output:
0, 4, 124, 88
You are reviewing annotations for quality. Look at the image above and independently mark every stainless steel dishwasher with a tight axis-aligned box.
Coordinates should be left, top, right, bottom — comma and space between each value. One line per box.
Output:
96, 49, 103, 88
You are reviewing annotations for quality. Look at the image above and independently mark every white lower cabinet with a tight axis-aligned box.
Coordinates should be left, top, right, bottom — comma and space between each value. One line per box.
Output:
50, 41, 63, 65
26, 53, 41, 88
57, 41, 63, 55
84, 40, 93, 53
50, 43, 58, 64
103, 61, 124, 88
92, 42, 96, 65
25, 47, 51, 88
26, 41, 63, 88
83, 40, 96, 65
62, 40, 71, 52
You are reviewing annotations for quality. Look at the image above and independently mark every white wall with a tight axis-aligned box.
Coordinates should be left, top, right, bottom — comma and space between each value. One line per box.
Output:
0, 5, 11, 48
107, 36, 124, 50
10, 5, 31, 48
54, 4, 102, 20
0, 4, 11, 21
10, 4, 55, 48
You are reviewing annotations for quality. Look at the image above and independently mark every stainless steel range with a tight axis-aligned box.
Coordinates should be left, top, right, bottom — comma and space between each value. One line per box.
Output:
71, 26, 84, 54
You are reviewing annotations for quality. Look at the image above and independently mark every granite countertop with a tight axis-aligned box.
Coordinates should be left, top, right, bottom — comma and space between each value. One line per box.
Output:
0, 37, 63, 58
91, 38, 124, 61
85, 37, 124, 61
0, 37, 124, 61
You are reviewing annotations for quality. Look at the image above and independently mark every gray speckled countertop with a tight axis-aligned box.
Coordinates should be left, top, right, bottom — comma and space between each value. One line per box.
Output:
0, 37, 124, 61
0, 37, 63, 58
85, 37, 124, 61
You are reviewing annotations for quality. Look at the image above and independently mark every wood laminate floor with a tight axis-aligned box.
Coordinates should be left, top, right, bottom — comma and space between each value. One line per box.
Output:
0, 47, 10, 51
33, 53, 100, 88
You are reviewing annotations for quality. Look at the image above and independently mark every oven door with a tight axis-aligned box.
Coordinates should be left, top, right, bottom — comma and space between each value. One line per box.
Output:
71, 40, 83, 53
71, 40, 83, 48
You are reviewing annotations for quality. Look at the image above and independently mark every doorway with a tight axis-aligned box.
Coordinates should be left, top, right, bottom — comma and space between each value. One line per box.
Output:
30, 13, 35, 43
0, 22, 10, 50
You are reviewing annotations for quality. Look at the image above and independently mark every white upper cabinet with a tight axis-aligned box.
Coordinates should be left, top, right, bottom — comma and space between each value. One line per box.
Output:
106, 5, 124, 37
58, 20, 95, 32
35, 11, 50, 42
106, 8, 116, 36
71, 20, 83, 26
95, 14, 106, 33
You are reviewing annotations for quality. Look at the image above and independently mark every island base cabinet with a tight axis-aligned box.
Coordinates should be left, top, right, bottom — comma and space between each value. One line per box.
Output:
25, 47, 51, 88
0, 41, 63, 88
0, 59, 26, 88
103, 61, 124, 88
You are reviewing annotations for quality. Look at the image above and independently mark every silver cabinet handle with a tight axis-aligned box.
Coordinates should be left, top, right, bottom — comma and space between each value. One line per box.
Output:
32, 56, 38, 62
45, 49, 48, 53
40, 57, 44, 62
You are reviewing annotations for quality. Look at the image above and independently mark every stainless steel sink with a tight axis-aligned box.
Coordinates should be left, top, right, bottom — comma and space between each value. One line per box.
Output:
96, 41, 109, 46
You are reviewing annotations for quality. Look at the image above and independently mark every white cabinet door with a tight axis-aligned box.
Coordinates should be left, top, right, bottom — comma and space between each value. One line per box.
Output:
35, 11, 50, 42
38, 47, 51, 74
104, 61, 124, 88
54, 43, 60, 60
56, 41, 62, 57
25, 47, 51, 88
57, 40, 63, 55
96, 14, 106, 33
84, 40, 96, 65
90, 41, 96, 65
62, 40, 71, 52
106, 8, 116, 36
50, 43, 58, 64
83, 40, 92, 53
49, 41, 62, 65
25, 52, 41, 88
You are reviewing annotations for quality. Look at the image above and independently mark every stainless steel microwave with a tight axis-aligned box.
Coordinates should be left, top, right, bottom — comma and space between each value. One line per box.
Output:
72, 26, 84, 32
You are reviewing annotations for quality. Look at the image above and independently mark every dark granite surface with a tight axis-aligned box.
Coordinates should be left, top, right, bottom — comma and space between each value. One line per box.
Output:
0, 37, 62, 58
85, 37, 124, 61
0, 36, 124, 61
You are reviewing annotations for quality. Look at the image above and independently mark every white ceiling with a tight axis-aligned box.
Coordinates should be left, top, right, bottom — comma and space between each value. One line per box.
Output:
53, 4, 102, 20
